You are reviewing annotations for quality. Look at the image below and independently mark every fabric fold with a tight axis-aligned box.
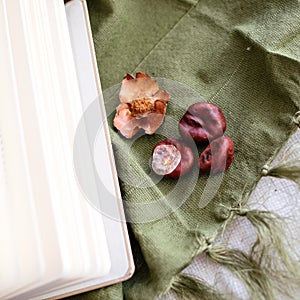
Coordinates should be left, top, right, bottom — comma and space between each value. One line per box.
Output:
72, 1, 300, 299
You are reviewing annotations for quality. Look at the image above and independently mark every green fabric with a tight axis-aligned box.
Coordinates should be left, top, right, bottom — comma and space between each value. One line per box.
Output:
73, 0, 300, 299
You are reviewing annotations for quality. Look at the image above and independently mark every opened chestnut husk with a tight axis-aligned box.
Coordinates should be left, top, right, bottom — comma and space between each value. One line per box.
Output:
113, 73, 170, 138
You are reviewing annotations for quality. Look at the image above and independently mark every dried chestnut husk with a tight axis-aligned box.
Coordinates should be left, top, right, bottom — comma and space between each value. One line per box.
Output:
198, 136, 234, 174
152, 139, 194, 179
113, 72, 170, 138
179, 102, 226, 143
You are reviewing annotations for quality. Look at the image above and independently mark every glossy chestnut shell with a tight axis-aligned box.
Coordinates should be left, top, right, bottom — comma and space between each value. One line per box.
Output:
198, 136, 234, 175
179, 102, 226, 143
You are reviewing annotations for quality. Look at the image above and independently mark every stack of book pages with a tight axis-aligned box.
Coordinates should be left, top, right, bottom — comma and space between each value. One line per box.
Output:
0, 0, 134, 299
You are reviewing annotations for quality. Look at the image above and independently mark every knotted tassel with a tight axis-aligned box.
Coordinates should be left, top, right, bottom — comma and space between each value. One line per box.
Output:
206, 245, 274, 300
169, 273, 225, 300
261, 142, 300, 186
260, 111, 300, 184
292, 111, 300, 128
202, 204, 300, 300
248, 210, 299, 291
242, 209, 299, 278
169, 207, 300, 300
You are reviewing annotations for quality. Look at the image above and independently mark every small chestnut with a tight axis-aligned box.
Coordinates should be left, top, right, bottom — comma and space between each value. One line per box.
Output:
198, 136, 234, 175
179, 102, 226, 143
152, 139, 194, 179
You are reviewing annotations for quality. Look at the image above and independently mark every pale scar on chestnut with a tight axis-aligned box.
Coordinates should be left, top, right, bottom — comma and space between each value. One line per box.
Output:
152, 138, 194, 179
113, 73, 170, 138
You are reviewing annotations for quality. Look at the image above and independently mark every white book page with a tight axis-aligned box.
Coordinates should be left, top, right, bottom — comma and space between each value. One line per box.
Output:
0, 0, 110, 298
0, 1, 44, 297
44, 0, 112, 281
31, 0, 112, 292
38, 1, 134, 298
0, 0, 132, 298
4, 0, 84, 292
65, 0, 134, 290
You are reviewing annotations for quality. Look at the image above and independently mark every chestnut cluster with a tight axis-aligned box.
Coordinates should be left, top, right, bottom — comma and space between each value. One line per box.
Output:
151, 102, 234, 179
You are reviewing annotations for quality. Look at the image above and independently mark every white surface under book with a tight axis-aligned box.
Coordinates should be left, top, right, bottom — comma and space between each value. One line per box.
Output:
0, 0, 134, 299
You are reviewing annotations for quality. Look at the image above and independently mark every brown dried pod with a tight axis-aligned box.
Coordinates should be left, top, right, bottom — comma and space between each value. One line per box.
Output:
179, 102, 226, 144
113, 72, 170, 138
152, 138, 194, 179
198, 136, 234, 175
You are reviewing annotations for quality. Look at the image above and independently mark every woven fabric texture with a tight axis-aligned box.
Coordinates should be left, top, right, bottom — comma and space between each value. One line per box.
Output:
70, 0, 300, 299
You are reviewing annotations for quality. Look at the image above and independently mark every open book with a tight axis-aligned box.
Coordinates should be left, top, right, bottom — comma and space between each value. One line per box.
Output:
0, 0, 134, 299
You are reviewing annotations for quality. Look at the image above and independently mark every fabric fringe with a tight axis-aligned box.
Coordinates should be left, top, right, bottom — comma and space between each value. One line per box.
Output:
170, 273, 225, 300
242, 209, 300, 295
206, 245, 274, 300
205, 208, 300, 300
261, 142, 300, 186
292, 111, 300, 128
168, 209, 300, 300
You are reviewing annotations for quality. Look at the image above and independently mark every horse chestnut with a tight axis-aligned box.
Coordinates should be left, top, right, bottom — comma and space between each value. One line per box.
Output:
198, 136, 234, 175
152, 139, 194, 179
179, 102, 226, 143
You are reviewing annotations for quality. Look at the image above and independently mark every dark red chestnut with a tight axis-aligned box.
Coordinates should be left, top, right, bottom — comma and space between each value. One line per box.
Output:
152, 138, 194, 179
198, 136, 234, 174
179, 102, 226, 143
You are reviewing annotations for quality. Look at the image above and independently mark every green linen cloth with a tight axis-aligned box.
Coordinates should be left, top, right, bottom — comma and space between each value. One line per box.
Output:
71, 0, 300, 299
